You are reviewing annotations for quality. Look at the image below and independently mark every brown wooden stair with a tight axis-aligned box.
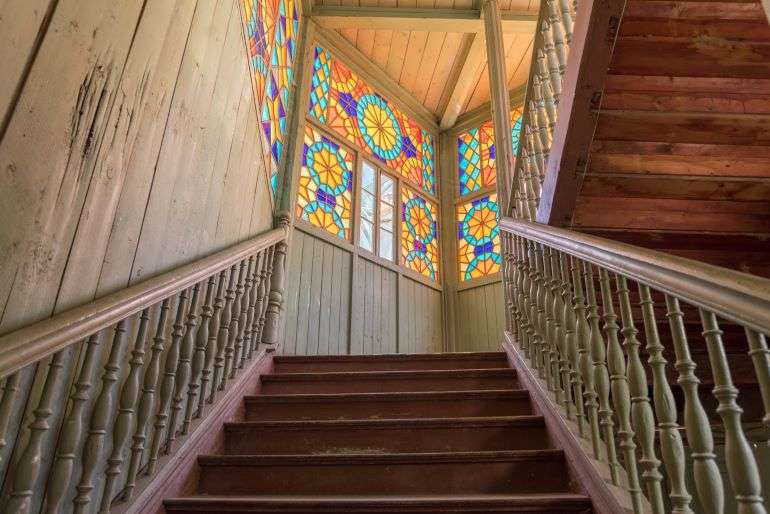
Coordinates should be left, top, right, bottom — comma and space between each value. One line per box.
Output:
164, 352, 593, 513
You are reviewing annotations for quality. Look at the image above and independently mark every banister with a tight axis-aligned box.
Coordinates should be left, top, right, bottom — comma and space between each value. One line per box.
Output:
0, 227, 286, 379
500, 217, 770, 334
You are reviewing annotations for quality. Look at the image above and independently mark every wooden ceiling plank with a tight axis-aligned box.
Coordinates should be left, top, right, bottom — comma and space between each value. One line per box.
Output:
438, 33, 486, 129
314, 26, 440, 131
411, 31, 446, 104
311, 5, 537, 32
424, 32, 464, 113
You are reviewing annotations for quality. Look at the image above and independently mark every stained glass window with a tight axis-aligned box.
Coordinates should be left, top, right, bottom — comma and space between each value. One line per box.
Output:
241, 0, 300, 198
457, 107, 524, 196
296, 126, 354, 239
457, 193, 501, 281
308, 46, 436, 196
401, 188, 440, 281
456, 107, 523, 281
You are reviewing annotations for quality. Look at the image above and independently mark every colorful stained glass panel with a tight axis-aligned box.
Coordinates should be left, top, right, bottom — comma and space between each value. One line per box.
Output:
457, 107, 524, 196
401, 188, 440, 281
457, 193, 501, 281
241, 0, 300, 199
296, 126, 354, 239
309, 46, 436, 196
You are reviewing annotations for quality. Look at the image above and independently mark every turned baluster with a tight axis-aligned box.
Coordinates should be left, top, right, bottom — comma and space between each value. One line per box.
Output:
519, 148, 540, 219
123, 299, 171, 500
0, 371, 21, 467
100, 309, 151, 513
262, 239, 287, 349
528, 101, 549, 173
599, 270, 643, 514
565, 255, 586, 435
583, 262, 619, 484
7, 350, 67, 513
700, 310, 766, 514
527, 241, 543, 370
746, 329, 770, 430
532, 76, 554, 141
518, 237, 535, 359
245, 253, 264, 360
557, 253, 575, 419
665, 295, 723, 514
540, 246, 557, 391
638, 285, 692, 513
545, 0, 568, 72
224, 263, 245, 384
537, 49, 561, 107
167, 284, 201, 451
525, 124, 545, 184
216, 266, 237, 391
534, 244, 550, 378
547, 248, 565, 402
230, 260, 249, 375
540, 79, 558, 136
558, 0, 574, 42
252, 250, 270, 351
206, 269, 228, 405
257, 247, 276, 346
236, 257, 255, 369
571, 256, 600, 457
73, 320, 127, 514
185, 276, 216, 431
147, 289, 189, 475
44, 333, 102, 513
616, 277, 665, 514
503, 237, 515, 335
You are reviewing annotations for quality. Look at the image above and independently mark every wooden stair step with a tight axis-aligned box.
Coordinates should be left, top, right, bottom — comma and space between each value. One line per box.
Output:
273, 352, 509, 373
624, 0, 766, 21
164, 493, 593, 513
224, 416, 551, 454
244, 390, 533, 421
197, 451, 572, 496
619, 17, 770, 41
259, 369, 519, 394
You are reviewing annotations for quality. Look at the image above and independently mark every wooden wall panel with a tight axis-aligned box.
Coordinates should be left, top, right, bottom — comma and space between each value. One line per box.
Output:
455, 280, 505, 352
283, 227, 443, 355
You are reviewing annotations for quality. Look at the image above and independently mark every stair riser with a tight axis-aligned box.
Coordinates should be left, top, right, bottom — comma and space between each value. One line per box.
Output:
245, 396, 533, 421
260, 376, 519, 394
273, 359, 509, 373
198, 459, 571, 496
165, 503, 592, 513
225, 424, 551, 454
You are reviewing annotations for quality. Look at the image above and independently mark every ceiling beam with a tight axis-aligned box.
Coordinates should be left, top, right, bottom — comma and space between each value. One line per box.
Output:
314, 27, 440, 132
449, 85, 527, 135
311, 6, 537, 33
438, 33, 486, 130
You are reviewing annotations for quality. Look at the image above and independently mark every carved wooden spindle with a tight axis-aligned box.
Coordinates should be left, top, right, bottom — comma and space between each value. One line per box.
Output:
123, 299, 171, 500
549, 248, 567, 406
540, 79, 558, 136
545, 0, 568, 72
216, 266, 237, 392
185, 277, 216, 431
533, 243, 549, 378
537, 48, 561, 106
257, 246, 276, 346
245, 253, 264, 360
557, 253, 576, 419
638, 285, 692, 514
583, 262, 619, 484
7, 350, 67, 514
519, 148, 539, 219
527, 240, 543, 369
206, 269, 228, 405
503, 237, 515, 335
167, 284, 201, 451
73, 320, 127, 514
517, 237, 534, 359
599, 270, 643, 514
223, 263, 244, 385
746, 329, 770, 430
0, 371, 21, 467
700, 310, 766, 514
665, 295, 723, 514
229, 260, 248, 378
147, 289, 189, 475
528, 99, 549, 174
236, 257, 256, 369
540, 246, 557, 391
570, 256, 600, 457
100, 309, 151, 513
616, 277, 665, 514
565, 255, 585, 434
44, 334, 102, 513
558, 0, 574, 41
262, 239, 287, 349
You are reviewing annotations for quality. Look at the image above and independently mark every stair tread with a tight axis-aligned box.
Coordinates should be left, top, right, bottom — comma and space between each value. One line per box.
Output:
261, 369, 517, 380
166, 492, 591, 504
225, 415, 545, 430
200, 450, 565, 466
274, 352, 506, 362
246, 389, 529, 402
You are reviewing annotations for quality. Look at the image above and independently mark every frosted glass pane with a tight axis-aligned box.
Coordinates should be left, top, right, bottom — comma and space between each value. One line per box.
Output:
362, 162, 376, 193
379, 228, 393, 260
360, 219, 374, 251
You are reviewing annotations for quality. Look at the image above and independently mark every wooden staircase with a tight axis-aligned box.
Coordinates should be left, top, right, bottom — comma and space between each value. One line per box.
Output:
163, 352, 593, 513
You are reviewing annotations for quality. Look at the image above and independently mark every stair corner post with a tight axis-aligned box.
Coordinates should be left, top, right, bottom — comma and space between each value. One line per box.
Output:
262, 214, 291, 352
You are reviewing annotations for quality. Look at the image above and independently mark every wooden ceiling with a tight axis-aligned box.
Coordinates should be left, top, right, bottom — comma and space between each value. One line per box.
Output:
311, 0, 539, 129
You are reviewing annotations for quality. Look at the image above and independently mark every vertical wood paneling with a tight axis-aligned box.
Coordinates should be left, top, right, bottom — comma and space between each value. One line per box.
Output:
456, 280, 505, 351
283, 229, 441, 355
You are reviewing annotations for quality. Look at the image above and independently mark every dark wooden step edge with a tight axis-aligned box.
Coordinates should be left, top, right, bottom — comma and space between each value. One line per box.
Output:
244, 389, 531, 404
164, 493, 593, 512
224, 415, 546, 431
260, 368, 517, 382
274, 352, 507, 363
198, 449, 565, 467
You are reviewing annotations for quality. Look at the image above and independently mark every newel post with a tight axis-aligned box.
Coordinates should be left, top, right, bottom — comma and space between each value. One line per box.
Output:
261, 214, 290, 351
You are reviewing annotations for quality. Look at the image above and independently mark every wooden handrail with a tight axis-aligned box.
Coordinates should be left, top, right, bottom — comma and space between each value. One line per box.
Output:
0, 227, 286, 379
500, 217, 770, 334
